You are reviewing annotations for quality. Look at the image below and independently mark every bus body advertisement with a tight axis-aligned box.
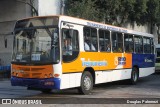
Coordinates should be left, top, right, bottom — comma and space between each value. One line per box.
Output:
11, 15, 155, 94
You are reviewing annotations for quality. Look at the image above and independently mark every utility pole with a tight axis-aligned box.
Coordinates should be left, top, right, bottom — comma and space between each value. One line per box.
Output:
61, 0, 65, 15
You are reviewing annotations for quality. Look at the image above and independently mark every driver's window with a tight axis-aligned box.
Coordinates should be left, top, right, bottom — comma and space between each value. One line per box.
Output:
62, 28, 79, 62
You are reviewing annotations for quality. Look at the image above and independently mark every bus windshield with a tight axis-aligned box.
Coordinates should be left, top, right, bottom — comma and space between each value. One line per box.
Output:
12, 18, 60, 65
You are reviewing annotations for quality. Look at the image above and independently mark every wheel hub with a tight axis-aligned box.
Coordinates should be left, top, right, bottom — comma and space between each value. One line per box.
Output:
83, 76, 91, 90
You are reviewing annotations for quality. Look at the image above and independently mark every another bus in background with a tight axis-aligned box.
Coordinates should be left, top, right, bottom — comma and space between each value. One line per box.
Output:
155, 44, 160, 72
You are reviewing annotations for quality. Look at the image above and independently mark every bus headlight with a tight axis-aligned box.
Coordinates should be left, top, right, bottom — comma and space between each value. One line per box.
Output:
11, 72, 14, 76
44, 74, 47, 78
16, 73, 18, 77
49, 73, 53, 77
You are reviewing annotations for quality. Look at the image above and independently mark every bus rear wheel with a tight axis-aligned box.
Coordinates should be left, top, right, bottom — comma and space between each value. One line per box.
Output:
78, 71, 93, 95
130, 67, 139, 85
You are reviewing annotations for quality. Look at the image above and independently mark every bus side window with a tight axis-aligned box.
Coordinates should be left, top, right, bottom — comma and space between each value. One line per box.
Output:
124, 34, 134, 53
134, 36, 143, 53
84, 27, 98, 51
99, 29, 111, 52
143, 37, 151, 54
112, 32, 123, 53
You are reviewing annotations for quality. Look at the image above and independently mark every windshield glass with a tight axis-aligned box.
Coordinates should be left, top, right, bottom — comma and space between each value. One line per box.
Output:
12, 17, 60, 64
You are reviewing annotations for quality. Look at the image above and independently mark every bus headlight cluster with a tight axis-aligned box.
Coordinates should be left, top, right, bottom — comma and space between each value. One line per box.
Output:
44, 74, 53, 78
44, 74, 47, 78
49, 73, 53, 77
16, 73, 18, 77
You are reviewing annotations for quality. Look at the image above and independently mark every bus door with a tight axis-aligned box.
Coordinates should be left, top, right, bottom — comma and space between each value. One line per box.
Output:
60, 22, 82, 73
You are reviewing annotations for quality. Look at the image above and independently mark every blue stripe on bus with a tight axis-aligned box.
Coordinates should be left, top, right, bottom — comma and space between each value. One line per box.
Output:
132, 53, 155, 68
11, 77, 61, 90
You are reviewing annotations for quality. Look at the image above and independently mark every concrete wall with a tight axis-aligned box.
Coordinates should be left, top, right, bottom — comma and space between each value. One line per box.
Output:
0, 0, 32, 65
0, 21, 15, 65
0, 0, 62, 65
0, 0, 31, 22
38, 0, 61, 16
123, 22, 158, 44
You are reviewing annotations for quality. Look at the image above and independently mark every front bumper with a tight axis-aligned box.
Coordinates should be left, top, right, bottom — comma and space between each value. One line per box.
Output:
11, 77, 61, 89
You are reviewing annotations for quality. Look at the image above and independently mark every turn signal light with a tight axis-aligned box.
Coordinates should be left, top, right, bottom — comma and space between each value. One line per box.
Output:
54, 74, 60, 78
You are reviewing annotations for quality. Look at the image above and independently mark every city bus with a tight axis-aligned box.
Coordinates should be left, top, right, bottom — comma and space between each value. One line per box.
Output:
11, 15, 155, 95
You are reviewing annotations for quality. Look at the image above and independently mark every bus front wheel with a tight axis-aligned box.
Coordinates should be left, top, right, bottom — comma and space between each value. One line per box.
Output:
130, 67, 139, 85
78, 71, 93, 95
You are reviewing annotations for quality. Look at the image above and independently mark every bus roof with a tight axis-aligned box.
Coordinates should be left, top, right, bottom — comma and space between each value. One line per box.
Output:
18, 15, 154, 38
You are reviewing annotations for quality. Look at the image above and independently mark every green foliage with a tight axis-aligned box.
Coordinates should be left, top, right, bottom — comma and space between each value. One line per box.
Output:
66, 0, 101, 22
66, 0, 160, 28
95, 0, 121, 25
117, 0, 136, 26
129, 0, 148, 25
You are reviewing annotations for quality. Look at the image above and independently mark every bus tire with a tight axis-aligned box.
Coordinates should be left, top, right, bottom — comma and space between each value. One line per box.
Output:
78, 71, 93, 95
130, 67, 139, 85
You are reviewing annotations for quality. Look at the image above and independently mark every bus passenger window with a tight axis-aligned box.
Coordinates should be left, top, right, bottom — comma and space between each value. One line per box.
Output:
134, 36, 143, 53
112, 32, 123, 53
143, 37, 151, 54
84, 27, 91, 51
124, 34, 134, 53
99, 30, 111, 52
84, 27, 98, 51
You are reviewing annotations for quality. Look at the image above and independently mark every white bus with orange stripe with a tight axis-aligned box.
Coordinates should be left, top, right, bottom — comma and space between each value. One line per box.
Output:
11, 15, 155, 94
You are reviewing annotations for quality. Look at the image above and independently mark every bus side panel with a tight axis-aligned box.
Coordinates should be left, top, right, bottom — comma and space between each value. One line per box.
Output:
60, 73, 82, 89
132, 53, 155, 68
132, 53, 155, 77
95, 69, 132, 84
139, 67, 155, 77
62, 52, 132, 73
61, 52, 132, 88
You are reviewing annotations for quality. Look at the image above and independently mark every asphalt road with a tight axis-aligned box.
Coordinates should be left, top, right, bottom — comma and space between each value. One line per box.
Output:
0, 72, 160, 105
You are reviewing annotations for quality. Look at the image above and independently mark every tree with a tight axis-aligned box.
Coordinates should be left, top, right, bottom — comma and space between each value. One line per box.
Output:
93, 0, 137, 27
118, 0, 136, 25
66, 0, 101, 22
128, 0, 148, 25
95, 0, 121, 25
66, 0, 160, 35
146, 0, 160, 33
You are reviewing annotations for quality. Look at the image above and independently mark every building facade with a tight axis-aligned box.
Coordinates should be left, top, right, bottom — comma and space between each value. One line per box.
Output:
0, 0, 62, 65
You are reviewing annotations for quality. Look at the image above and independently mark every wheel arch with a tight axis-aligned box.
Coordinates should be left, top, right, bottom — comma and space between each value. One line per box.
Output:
83, 67, 95, 84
